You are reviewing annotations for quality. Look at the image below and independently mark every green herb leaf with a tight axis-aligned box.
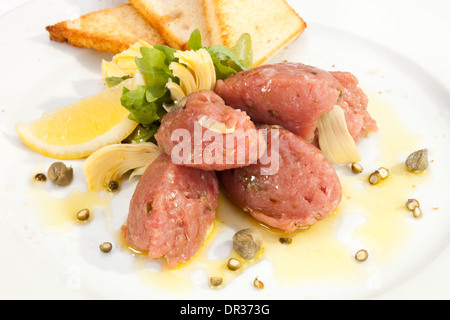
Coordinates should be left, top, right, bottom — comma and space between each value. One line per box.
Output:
118, 29, 253, 141
188, 28, 203, 51
121, 46, 173, 127
153, 44, 178, 64
105, 75, 132, 88
135, 47, 173, 102
209, 55, 239, 79
206, 45, 248, 79
121, 86, 160, 125
123, 123, 160, 143
231, 33, 253, 69
189, 29, 252, 78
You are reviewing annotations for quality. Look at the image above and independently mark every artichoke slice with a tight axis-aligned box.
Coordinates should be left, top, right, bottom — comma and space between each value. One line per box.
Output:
82, 142, 163, 191
166, 48, 216, 102
317, 105, 361, 164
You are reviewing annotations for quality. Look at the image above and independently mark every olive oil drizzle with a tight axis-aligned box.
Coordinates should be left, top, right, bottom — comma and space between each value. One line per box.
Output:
28, 91, 429, 292
29, 188, 112, 232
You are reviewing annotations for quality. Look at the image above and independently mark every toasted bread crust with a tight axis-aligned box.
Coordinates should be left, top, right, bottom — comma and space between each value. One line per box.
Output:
46, 22, 133, 54
202, 0, 221, 45
46, 4, 165, 54
128, 0, 182, 49
129, 0, 210, 50
203, 0, 306, 67
46, 1, 306, 66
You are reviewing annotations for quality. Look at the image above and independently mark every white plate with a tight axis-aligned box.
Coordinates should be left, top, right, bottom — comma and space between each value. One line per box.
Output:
1, 0, 450, 299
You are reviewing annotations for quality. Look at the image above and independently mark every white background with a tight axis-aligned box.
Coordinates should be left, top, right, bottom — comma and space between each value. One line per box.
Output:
0, 0, 30, 16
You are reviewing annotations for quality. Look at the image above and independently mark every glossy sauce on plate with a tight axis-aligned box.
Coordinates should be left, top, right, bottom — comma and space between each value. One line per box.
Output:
29, 91, 429, 292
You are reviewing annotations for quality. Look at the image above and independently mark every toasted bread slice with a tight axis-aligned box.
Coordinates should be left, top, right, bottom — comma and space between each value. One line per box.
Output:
203, 0, 306, 67
129, 0, 210, 50
46, 4, 165, 54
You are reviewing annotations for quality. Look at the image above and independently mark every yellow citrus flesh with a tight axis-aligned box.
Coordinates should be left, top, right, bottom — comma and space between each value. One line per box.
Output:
15, 79, 139, 159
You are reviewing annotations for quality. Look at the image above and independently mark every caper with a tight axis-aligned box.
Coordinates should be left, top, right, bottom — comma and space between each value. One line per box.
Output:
376, 167, 390, 179
210, 277, 223, 287
351, 163, 363, 174
232, 228, 262, 260
406, 199, 420, 211
48, 162, 73, 186
405, 149, 429, 172
355, 249, 369, 262
279, 237, 292, 245
227, 258, 242, 271
107, 181, 119, 192
412, 207, 422, 219
253, 277, 264, 290
99, 242, 113, 253
76, 208, 90, 221
34, 173, 47, 181
368, 171, 381, 185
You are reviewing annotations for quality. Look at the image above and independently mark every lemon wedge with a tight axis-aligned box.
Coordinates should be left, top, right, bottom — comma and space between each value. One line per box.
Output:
15, 78, 140, 160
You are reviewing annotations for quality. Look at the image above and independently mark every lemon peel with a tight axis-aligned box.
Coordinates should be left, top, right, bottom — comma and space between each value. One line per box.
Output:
15, 78, 141, 160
